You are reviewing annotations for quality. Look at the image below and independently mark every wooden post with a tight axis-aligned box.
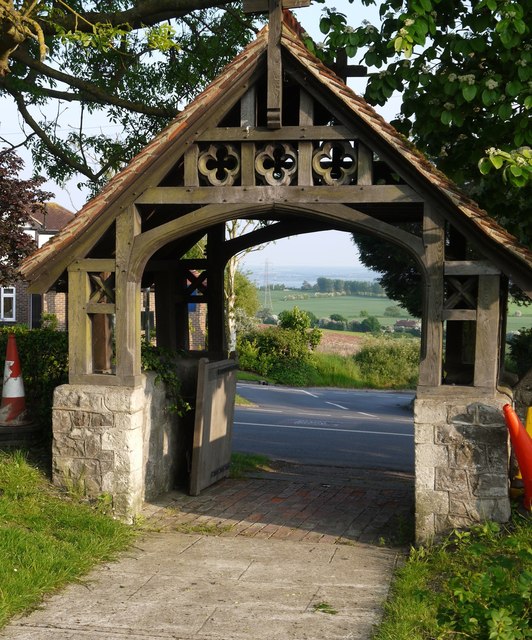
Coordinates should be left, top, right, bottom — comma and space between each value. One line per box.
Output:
419, 205, 444, 387
67, 268, 92, 381
241, 87, 256, 186
115, 207, 142, 384
207, 225, 226, 357
298, 89, 313, 186
474, 274, 501, 388
267, 0, 282, 128
357, 143, 373, 185
154, 271, 179, 351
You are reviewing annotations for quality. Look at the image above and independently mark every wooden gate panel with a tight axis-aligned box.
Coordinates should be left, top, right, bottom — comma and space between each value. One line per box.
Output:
189, 358, 238, 495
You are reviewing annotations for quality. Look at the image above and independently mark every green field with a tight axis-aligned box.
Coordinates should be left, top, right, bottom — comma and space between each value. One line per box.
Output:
262, 289, 532, 333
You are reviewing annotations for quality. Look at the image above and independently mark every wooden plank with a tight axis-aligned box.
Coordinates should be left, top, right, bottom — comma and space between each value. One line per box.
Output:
135, 184, 423, 205
206, 225, 226, 356
69, 258, 116, 272
474, 275, 500, 388
357, 143, 372, 185
115, 207, 142, 380
267, 0, 282, 129
241, 87, 256, 186
68, 270, 92, 381
184, 144, 200, 187
418, 205, 445, 387
442, 309, 477, 321
85, 303, 116, 315
196, 125, 352, 142
298, 90, 314, 186
444, 260, 501, 276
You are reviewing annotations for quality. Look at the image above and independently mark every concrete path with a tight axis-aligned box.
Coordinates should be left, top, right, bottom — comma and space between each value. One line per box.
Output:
2, 463, 413, 640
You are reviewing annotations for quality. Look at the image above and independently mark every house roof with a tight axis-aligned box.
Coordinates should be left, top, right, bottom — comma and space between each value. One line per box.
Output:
20, 11, 532, 296
30, 202, 75, 232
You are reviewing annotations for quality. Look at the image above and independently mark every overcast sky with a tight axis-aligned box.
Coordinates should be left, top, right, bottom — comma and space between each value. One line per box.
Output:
1, 1, 400, 268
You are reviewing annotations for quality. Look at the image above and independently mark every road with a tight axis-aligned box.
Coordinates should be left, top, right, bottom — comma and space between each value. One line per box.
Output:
233, 384, 415, 472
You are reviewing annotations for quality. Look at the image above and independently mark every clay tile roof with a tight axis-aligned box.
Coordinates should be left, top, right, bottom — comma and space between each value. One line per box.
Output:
20, 10, 532, 291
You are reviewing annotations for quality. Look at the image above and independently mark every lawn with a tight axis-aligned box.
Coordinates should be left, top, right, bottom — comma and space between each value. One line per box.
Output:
265, 289, 532, 332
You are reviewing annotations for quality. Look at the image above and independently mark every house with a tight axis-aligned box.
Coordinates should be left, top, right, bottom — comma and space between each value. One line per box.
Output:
0, 203, 74, 329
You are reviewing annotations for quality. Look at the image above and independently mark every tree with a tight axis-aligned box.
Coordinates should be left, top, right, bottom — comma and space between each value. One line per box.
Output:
0, 147, 52, 285
315, 0, 531, 285
0, 1, 258, 193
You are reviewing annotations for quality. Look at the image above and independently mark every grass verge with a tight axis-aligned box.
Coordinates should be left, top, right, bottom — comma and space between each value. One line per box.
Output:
0, 450, 135, 629
230, 452, 271, 478
373, 512, 532, 640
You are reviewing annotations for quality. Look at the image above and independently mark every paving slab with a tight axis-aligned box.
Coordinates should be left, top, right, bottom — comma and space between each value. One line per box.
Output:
2, 464, 412, 640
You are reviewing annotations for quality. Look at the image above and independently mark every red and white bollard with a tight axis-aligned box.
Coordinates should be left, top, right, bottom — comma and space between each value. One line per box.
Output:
0, 334, 29, 426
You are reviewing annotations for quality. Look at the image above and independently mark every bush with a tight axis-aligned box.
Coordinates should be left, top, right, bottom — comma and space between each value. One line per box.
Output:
0, 326, 68, 429
507, 328, 532, 378
354, 336, 420, 388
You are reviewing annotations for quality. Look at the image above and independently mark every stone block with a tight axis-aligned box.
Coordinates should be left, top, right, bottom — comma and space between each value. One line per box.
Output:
414, 423, 434, 444
474, 403, 505, 426
414, 399, 447, 424
415, 511, 435, 544
416, 443, 448, 467
416, 488, 449, 515
415, 465, 435, 489
102, 380, 147, 413
52, 410, 72, 432
435, 467, 469, 492
435, 424, 463, 445
450, 441, 487, 469
470, 472, 508, 498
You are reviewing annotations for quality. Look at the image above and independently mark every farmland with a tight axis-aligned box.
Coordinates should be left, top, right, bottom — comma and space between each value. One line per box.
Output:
261, 288, 532, 333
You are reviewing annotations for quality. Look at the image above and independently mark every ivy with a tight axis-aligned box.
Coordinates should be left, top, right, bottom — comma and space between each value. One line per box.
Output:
140, 343, 190, 416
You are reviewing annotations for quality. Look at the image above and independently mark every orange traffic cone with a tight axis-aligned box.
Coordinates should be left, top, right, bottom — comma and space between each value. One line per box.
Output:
503, 404, 532, 511
0, 334, 28, 426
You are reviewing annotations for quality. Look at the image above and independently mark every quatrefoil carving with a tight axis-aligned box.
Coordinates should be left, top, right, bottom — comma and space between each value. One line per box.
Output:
198, 144, 240, 186
255, 143, 297, 186
312, 142, 357, 185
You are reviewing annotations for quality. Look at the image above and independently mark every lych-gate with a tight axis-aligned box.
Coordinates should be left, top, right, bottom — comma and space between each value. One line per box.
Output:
21, 5, 532, 541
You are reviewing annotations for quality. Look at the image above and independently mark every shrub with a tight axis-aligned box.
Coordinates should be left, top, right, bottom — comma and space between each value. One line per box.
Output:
507, 328, 532, 378
354, 336, 420, 388
0, 326, 68, 430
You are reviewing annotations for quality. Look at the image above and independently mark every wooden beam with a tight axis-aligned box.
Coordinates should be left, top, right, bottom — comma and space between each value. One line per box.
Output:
135, 185, 423, 206
444, 260, 501, 276
267, 0, 282, 129
243, 0, 309, 11
69, 258, 116, 272
184, 144, 200, 187
241, 87, 256, 186
419, 205, 444, 387
474, 274, 501, 388
67, 269, 92, 381
298, 90, 314, 186
115, 206, 142, 382
196, 125, 352, 142
357, 143, 373, 185
442, 309, 477, 321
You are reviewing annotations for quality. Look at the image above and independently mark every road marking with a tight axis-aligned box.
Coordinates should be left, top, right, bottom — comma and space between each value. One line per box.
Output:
300, 390, 319, 398
234, 421, 413, 438
238, 384, 319, 398
358, 411, 378, 418
325, 401, 348, 410
245, 408, 283, 413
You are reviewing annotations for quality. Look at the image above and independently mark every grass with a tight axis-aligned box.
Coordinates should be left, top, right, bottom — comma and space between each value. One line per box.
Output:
0, 450, 135, 629
229, 452, 271, 478
373, 512, 532, 640
174, 522, 233, 536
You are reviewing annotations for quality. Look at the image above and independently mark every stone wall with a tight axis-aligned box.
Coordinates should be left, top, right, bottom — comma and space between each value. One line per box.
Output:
52, 372, 179, 520
414, 392, 511, 542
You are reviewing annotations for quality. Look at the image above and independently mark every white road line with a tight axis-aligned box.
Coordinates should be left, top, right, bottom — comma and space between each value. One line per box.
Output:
234, 421, 413, 438
358, 411, 378, 418
300, 390, 319, 398
325, 401, 348, 410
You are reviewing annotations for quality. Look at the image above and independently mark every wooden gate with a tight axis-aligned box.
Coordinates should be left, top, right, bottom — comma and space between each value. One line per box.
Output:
189, 358, 238, 495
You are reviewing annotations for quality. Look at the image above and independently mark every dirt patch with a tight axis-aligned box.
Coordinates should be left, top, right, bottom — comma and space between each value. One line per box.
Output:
316, 331, 365, 356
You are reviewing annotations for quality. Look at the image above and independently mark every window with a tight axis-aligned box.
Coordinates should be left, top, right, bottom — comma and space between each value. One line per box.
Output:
0, 287, 16, 322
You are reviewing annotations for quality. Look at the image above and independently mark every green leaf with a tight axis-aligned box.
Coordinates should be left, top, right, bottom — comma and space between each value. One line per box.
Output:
440, 110, 452, 125
498, 103, 512, 120
462, 85, 477, 102
419, 0, 432, 12
319, 17, 331, 34
486, 0, 497, 9
506, 80, 523, 97
478, 158, 492, 175
490, 155, 504, 169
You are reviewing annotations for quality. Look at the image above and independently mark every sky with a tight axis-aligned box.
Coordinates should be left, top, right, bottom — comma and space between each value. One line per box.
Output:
0, 1, 401, 268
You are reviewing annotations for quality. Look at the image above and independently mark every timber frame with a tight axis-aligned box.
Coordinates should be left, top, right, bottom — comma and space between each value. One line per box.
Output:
21, 9, 532, 394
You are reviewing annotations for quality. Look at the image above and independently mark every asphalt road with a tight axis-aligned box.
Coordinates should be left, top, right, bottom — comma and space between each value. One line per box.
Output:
233, 384, 415, 472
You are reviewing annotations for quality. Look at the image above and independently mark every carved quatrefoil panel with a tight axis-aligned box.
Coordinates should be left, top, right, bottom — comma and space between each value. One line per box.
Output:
198, 144, 240, 186
255, 143, 297, 186
312, 142, 357, 185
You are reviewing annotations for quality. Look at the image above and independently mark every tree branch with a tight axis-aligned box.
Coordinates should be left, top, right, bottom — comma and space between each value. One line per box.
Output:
10, 47, 177, 118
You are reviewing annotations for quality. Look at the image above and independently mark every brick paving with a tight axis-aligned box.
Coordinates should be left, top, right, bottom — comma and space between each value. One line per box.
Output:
143, 462, 414, 546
